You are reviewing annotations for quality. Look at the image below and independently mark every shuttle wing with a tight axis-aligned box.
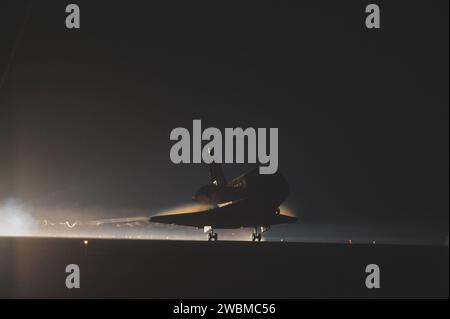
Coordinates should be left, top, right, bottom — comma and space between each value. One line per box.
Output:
150, 202, 240, 228
150, 199, 296, 229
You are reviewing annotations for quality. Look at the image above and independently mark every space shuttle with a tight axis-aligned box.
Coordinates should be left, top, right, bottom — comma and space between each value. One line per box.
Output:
150, 163, 297, 241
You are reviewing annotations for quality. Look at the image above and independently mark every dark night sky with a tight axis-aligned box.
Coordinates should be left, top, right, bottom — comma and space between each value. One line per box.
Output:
0, 1, 448, 237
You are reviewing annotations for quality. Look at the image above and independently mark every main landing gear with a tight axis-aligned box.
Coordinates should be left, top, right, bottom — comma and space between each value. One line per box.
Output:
204, 226, 218, 241
207, 230, 218, 241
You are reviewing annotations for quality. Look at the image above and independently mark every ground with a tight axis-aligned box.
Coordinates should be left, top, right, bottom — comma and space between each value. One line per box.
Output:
0, 237, 447, 298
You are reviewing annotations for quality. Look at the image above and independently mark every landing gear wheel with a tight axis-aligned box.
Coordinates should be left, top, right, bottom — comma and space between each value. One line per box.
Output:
252, 227, 263, 242
208, 232, 218, 241
252, 232, 262, 242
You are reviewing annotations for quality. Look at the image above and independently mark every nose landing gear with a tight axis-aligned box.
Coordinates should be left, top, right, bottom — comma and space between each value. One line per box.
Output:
251, 226, 270, 242
252, 232, 262, 242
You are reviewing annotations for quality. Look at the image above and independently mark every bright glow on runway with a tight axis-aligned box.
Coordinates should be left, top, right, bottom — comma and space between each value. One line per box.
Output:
0, 199, 264, 241
0, 199, 36, 236
0, 199, 445, 245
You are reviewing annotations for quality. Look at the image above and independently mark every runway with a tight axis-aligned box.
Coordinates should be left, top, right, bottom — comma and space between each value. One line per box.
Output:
0, 237, 447, 298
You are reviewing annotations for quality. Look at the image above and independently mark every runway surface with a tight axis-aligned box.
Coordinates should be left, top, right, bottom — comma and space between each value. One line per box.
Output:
0, 237, 448, 298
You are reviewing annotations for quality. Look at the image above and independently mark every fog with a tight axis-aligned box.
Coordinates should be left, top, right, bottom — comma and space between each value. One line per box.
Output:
0, 199, 36, 236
